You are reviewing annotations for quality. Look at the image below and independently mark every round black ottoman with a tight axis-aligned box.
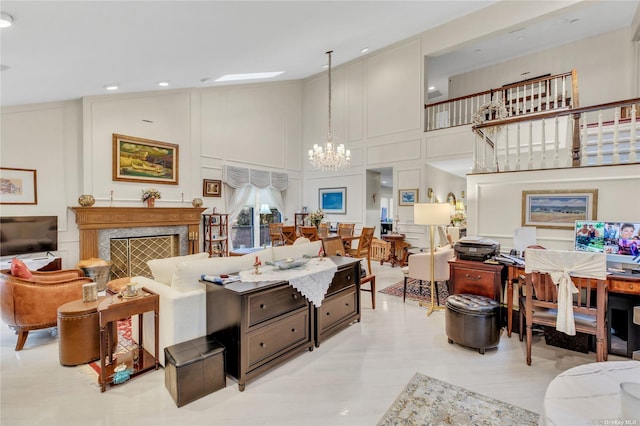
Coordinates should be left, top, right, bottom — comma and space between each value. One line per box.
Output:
445, 294, 500, 354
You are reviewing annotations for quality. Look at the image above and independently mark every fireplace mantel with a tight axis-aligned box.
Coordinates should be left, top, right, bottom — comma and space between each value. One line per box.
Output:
71, 207, 206, 259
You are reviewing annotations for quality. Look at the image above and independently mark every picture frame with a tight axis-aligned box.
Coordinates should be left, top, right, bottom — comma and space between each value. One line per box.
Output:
522, 189, 598, 229
112, 134, 179, 185
319, 187, 346, 214
0, 167, 37, 205
398, 188, 419, 206
203, 179, 222, 197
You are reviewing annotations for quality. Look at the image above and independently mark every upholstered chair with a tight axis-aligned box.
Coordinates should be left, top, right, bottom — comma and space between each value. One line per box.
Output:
402, 246, 454, 303
0, 269, 92, 350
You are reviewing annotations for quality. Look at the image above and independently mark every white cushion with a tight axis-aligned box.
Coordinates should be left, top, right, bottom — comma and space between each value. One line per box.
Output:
172, 255, 249, 291
147, 253, 210, 286
272, 240, 322, 260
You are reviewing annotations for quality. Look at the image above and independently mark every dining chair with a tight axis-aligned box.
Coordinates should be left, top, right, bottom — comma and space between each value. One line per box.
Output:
402, 245, 454, 303
519, 249, 608, 366
269, 223, 284, 246
280, 225, 297, 245
300, 226, 319, 241
318, 223, 330, 238
338, 223, 356, 250
322, 235, 376, 309
346, 227, 376, 277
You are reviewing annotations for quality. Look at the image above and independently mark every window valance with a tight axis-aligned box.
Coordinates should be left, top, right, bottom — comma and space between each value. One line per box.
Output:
223, 165, 288, 191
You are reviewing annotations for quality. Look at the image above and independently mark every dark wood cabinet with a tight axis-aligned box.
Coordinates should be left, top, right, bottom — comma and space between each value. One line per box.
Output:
448, 259, 505, 302
206, 256, 361, 391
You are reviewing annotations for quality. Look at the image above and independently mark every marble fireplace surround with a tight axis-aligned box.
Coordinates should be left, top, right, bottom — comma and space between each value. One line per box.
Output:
71, 207, 206, 260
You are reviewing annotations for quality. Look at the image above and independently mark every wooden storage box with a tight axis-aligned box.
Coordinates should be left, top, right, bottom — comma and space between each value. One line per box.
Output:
164, 335, 225, 407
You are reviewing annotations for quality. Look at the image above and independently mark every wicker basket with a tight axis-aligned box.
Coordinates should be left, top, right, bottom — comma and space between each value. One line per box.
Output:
80, 263, 113, 292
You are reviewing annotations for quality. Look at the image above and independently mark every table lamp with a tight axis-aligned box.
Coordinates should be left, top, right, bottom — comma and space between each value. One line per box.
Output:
414, 203, 451, 316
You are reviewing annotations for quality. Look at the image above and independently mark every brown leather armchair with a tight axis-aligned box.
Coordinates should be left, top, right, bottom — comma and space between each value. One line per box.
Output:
0, 269, 92, 350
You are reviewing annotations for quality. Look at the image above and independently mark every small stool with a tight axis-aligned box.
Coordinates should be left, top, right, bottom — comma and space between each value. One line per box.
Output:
57, 297, 116, 366
165, 335, 226, 407
445, 294, 500, 354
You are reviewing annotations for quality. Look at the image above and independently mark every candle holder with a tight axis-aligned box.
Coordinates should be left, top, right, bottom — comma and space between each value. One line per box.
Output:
253, 256, 262, 274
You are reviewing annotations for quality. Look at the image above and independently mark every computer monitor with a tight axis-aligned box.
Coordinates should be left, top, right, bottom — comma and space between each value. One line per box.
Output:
574, 220, 640, 269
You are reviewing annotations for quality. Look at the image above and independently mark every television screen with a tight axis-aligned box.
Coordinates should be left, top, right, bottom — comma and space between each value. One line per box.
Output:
0, 216, 58, 257
574, 220, 640, 264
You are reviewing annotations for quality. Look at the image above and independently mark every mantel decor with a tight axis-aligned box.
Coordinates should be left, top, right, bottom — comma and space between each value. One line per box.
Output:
112, 134, 179, 185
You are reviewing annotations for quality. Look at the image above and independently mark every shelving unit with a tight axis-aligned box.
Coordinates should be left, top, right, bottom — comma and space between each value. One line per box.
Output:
203, 213, 229, 257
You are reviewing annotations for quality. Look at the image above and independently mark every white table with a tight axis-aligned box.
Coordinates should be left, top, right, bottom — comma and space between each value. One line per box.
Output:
541, 360, 640, 425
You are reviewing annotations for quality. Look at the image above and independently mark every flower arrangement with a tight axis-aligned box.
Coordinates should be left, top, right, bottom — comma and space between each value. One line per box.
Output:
141, 188, 161, 202
450, 211, 466, 226
308, 209, 324, 223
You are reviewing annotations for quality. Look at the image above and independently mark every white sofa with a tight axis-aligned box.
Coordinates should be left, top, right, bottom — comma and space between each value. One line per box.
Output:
133, 240, 323, 365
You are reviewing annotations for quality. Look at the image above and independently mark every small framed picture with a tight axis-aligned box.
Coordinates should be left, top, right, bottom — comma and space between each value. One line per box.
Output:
0, 167, 37, 205
399, 189, 418, 206
319, 187, 346, 214
203, 179, 222, 197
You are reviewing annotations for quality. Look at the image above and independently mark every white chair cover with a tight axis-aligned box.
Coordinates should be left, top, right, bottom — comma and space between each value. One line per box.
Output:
524, 249, 606, 335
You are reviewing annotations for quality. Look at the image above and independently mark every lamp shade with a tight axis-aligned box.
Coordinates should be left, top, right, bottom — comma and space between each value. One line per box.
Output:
259, 204, 271, 214
414, 203, 450, 226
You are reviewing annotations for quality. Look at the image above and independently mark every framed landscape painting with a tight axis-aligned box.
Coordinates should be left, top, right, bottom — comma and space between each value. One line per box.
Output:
0, 167, 37, 205
522, 189, 598, 229
399, 189, 418, 206
319, 187, 346, 214
112, 134, 179, 185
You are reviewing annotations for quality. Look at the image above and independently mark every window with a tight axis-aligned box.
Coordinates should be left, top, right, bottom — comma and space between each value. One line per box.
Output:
231, 205, 281, 249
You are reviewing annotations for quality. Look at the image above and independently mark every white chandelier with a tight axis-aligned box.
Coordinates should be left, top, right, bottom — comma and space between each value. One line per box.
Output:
308, 50, 351, 171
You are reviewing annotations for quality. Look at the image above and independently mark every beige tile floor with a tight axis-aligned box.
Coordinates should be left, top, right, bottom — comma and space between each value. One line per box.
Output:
0, 262, 624, 425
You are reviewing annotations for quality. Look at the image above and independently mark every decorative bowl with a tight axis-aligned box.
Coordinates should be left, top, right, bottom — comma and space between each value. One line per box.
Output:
273, 257, 310, 270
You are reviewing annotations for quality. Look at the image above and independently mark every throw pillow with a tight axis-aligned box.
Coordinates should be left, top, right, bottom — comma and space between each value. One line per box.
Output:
147, 253, 209, 285
11, 258, 33, 279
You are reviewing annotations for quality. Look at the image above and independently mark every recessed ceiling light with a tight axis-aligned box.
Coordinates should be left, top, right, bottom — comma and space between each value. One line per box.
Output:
474, 49, 482, 54
322, 64, 329, 69
360, 47, 369, 54
104, 83, 119, 91
215, 72, 284, 82
570, 18, 580, 24
0, 13, 14, 29
428, 86, 435, 91
200, 77, 212, 84
157, 81, 170, 87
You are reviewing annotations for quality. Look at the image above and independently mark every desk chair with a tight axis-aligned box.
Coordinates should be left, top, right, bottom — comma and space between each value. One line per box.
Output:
280, 225, 296, 245
519, 249, 608, 365
322, 235, 376, 309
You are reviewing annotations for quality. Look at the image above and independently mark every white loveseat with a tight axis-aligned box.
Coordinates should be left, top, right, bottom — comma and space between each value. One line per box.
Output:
133, 240, 323, 365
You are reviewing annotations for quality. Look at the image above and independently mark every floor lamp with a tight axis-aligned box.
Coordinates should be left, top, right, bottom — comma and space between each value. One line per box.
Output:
414, 203, 451, 316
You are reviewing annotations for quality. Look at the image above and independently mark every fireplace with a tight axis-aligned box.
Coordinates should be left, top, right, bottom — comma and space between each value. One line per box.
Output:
71, 207, 206, 268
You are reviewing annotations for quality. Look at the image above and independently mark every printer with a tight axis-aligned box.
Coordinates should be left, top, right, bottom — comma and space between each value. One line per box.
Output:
454, 236, 501, 261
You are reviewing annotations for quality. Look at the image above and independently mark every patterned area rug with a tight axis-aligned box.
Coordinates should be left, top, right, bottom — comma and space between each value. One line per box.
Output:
377, 373, 539, 426
78, 318, 135, 383
379, 279, 449, 305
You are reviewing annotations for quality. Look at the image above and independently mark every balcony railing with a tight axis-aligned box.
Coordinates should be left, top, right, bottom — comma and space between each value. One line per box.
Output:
425, 70, 578, 132
471, 98, 639, 173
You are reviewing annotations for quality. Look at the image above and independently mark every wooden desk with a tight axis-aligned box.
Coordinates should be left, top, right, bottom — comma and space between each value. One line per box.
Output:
381, 234, 406, 267
449, 259, 504, 302
505, 265, 640, 338
98, 288, 159, 392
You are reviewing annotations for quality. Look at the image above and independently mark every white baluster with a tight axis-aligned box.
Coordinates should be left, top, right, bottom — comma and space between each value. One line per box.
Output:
546, 79, 550, 111
613, 107, 620, 164
562, 76, 567, 108
472, 132, 480, 173
504, 122, 510, 171
541, 118, 547, 168
538, 81, 542, 112
581, 112, 589, 166
596, 110, 604, 165
630, 104, 637, 163
554, 77, 558, 110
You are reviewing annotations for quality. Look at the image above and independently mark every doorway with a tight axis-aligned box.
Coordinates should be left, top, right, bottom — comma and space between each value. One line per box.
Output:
367, 167, 393, 236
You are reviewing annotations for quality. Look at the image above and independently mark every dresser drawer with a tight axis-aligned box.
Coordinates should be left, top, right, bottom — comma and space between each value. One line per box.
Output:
317, 289, 357, 334
248, 285, 307, 327
608, 278, 640, 295
451, 266, 498, 299
246, 310, 310, 369
325, 265, 358, 297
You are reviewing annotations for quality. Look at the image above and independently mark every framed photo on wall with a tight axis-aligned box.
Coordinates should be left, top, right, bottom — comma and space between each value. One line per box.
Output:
522, 189, 598, 229
0, 167, 37, 205
319, 187, 346, 214
112, 134, 179, 185
203, 179, 222, 197
398, 188, 419, 206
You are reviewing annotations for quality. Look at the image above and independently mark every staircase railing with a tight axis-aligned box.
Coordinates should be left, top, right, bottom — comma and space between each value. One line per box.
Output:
425, 70, 578, 132
471, 98, 639, 173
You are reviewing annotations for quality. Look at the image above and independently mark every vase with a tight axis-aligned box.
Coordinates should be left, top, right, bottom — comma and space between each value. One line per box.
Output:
146, 198, 155, 208
192, 198, 203, 207
78, 194, 95, 207
311, 220, 321, 229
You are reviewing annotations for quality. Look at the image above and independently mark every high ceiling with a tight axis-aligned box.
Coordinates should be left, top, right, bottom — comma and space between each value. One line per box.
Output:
1, 1, 636, 108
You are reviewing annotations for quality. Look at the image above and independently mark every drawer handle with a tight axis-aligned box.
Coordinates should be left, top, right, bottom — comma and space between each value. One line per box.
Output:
291, 294, 299, 300
346, 275, 352, 281
630, 284, 635, 289
326, 312, 331, 316
260, 304, 267, 309
291, 328, 296, 333
465, 274, 482, 281
345, 303, 350, 307
260, 342, 266, 348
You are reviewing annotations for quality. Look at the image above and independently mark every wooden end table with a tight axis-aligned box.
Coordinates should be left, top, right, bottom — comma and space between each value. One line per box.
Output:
381, 233, 406, 267
97, 287, 159, 392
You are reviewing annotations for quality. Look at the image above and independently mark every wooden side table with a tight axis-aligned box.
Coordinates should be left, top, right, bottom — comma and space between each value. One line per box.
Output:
381, 234, 406, 267
97, 287, 159, 392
